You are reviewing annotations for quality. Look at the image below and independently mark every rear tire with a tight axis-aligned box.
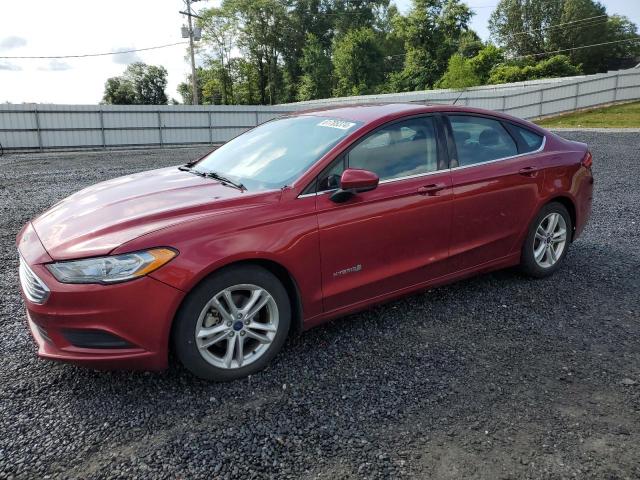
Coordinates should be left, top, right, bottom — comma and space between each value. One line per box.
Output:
520, 202, 572, 278
173, 265, 291, 381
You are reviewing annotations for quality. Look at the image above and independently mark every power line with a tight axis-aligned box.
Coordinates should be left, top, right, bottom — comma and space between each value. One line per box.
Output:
0, 42, 188, 60
500, 14, 608, 38
512, 37, 640, 59
467, 4, 498, 9
384, 35, 640, 62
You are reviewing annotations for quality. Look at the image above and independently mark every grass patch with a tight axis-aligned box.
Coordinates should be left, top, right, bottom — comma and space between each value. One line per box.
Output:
535, 101, 640, 128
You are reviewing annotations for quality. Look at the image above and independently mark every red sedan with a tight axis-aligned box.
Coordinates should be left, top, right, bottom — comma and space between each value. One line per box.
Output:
17, 104, 593, 381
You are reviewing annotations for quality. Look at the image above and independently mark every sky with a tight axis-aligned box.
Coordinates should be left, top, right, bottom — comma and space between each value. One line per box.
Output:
0, 0, 638, 105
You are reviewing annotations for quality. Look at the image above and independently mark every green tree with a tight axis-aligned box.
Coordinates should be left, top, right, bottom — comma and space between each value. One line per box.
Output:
488, 54, 581, 83
490, 0, 640, 74
603, 15, 640, 70
489, 0, 563, 58
103, 63, 168, 105
330, 0, 391, 38
103, 77, 136, 105
468, 44, 504, 83
332, 27, 385, 96
436, 53, 480, 89
198, 6, 239, 104
177, 69, 203, 105
391, 0, 474, 91
297, 33, 332, 101
225, 0, 288, 104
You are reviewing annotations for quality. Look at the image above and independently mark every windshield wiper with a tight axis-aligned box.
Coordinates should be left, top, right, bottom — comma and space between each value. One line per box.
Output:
178, 165, 204, 176
178, 165, 245, 191
202, 171, 246, 191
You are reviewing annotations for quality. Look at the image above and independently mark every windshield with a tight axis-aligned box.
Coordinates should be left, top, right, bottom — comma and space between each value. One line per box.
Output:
194, 115, 361, 191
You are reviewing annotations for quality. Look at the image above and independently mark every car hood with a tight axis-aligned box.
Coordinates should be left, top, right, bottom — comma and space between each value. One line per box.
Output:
32, 166, 274, 260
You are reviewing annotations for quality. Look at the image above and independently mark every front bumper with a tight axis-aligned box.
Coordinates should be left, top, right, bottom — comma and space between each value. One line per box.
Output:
17, 223, 185, 371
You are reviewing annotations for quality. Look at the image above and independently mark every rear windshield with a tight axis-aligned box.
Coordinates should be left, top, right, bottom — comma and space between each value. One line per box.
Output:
195, 115, 361, 191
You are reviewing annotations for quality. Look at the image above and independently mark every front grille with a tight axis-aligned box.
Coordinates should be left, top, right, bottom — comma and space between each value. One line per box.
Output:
19, 257, 50, 304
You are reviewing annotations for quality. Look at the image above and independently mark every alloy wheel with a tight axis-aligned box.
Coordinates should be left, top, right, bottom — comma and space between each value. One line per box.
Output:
533, 212, 568, 268
194, 284, 279, 369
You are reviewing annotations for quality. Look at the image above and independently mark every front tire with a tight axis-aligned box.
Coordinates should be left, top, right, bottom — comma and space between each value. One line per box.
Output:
520, 202, 572, 278
173, 265, 291, 381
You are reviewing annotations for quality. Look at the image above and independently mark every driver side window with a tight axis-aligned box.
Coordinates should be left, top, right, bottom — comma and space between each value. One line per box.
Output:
347, 117, 439, 181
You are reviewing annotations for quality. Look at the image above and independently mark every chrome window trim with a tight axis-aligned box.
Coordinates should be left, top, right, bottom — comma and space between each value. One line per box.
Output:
378, 169, 444, 185
296, 132, 546, 198
297, 169, 445, 198
449, 135, 546, 172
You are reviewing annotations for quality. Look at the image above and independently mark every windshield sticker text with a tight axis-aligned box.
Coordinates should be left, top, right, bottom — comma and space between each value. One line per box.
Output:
318, 119, 356, 130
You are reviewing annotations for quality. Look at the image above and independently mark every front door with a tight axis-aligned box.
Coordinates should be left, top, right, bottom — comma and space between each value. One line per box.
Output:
314, 116, 453, 312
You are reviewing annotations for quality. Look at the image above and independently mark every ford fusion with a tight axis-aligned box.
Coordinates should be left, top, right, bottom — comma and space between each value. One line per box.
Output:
17, 104, 593, 381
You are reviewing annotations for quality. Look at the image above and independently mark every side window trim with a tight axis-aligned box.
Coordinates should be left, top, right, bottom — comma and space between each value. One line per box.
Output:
443, 113, 546, 171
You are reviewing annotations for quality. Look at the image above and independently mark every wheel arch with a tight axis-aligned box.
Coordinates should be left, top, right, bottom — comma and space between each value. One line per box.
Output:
169, 258, 304, 353
545, 195, 577, 240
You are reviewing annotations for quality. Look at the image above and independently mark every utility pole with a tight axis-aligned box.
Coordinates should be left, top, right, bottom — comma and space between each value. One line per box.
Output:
182, 0, 200, 105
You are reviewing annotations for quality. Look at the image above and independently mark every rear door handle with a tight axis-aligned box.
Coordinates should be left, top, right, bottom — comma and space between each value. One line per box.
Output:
519, 166, 538, 176
417, 184, 446, 196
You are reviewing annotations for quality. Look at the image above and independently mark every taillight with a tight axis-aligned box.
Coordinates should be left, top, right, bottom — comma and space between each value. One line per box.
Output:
581, 151, 593, 169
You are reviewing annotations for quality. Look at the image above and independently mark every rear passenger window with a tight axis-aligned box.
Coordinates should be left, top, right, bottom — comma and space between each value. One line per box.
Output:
449, 116, 517, 167
347, 117, 439, 181
513, 125, 544, 152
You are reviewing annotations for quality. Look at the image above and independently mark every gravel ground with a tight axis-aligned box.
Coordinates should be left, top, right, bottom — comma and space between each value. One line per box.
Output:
0, 133, 638, 479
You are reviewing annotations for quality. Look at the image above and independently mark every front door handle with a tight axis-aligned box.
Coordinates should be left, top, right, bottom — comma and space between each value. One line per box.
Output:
417, 184, 445, 196
519, 166, 538, 177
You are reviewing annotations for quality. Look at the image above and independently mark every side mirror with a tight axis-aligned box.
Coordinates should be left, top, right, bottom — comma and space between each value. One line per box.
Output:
330, 168, 379, 203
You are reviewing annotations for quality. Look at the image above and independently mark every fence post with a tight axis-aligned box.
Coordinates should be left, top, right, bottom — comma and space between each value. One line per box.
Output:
254, 111, 259, 126
157, 111, 163, 148
613, 72, 620, 102
574, 82, 580, 110
34, 105, 43, 151
501, 95, 506, 112
208, 110, 213, 144
99, 107, 106, 149
538, 90, 544, 117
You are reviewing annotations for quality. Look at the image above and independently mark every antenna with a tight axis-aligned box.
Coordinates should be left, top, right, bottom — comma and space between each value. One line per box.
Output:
452, 89, 465, 105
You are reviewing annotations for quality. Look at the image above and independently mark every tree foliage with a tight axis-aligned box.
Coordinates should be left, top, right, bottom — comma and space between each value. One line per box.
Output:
332, 28, 385, 96
169, 0, 639, 105
489, 0, 640, 74
103, 63, 168, 105
436, 54, 481, 89
297, 33, 333, 101
488, 54, 582, 84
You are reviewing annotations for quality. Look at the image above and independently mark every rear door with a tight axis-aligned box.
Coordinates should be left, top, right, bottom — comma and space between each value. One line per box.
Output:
445, 114, 547, 272
312, 115, 454, 312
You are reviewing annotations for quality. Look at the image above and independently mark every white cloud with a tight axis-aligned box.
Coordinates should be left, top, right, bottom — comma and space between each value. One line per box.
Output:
38, 59, 72, 71
0, 0, 195, 104
0, 61, 21, 71
112, 47, 143, 65
0, 35, 27, 50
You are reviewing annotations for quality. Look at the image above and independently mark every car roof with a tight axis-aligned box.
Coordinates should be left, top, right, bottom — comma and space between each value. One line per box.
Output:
295, 103, 429, 122
292, 102, 545, 133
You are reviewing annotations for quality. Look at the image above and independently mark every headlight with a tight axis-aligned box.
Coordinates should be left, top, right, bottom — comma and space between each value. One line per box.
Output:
46, 248, 177, 284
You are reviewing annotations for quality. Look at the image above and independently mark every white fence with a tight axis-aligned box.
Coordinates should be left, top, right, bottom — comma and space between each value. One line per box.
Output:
1, 68, 639, 152
289, 67, 640, 119
0, 105, 293, 152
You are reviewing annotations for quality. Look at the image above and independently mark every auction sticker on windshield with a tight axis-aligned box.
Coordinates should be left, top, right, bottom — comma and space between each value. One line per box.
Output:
317, 119, 357, 130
